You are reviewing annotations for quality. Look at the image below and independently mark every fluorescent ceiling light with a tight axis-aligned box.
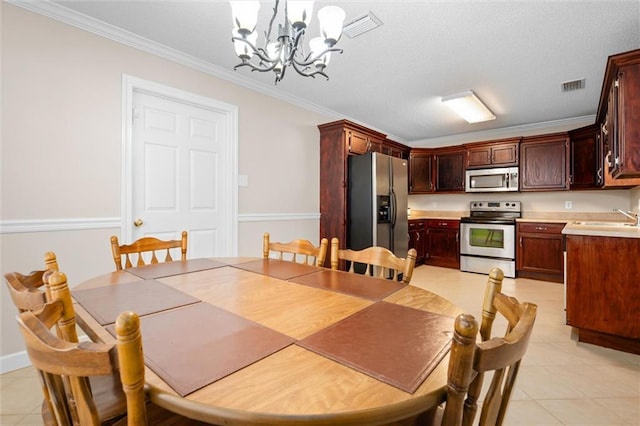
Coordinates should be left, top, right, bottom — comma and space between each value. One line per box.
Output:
442, 90, 496, 123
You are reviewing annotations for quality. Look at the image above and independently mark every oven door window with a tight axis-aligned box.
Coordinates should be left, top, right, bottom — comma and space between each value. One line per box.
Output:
469, 228, 505, 249
460, 223, 516, 259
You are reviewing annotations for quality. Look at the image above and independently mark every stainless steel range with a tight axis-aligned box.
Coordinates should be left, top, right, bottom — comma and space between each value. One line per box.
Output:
459, 201, 521, 278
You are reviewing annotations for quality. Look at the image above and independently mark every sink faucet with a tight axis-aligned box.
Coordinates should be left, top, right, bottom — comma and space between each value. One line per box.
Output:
613, 209, 640, 226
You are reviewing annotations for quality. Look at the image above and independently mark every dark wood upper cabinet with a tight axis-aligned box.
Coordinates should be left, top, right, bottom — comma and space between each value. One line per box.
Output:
520, 133, 570, 191
596, 49, 640, 179
465, 138, 520, 169
568, 124, 602, 189
382, 139, 410, 159
409, 149, 434, 194
346, 127, 385, 155
434, 148, 465, 192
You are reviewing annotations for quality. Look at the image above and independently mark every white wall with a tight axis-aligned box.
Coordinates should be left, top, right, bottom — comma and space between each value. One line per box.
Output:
631, 186, 640, 213
0, 3, 331, 364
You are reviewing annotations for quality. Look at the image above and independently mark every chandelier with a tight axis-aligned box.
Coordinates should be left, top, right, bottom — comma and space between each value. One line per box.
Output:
230, 1, 346, 84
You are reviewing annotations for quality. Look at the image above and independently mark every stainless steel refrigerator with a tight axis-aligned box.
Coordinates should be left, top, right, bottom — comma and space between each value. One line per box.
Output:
347, 152, 409, 258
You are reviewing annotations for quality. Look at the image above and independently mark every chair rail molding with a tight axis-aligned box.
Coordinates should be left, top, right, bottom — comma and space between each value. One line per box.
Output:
0, 217, 121, 234
238, 213, 320, 222
0, 214, 319, 234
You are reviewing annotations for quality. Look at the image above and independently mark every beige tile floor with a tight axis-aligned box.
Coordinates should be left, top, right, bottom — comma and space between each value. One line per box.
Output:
1, 265, 639, 425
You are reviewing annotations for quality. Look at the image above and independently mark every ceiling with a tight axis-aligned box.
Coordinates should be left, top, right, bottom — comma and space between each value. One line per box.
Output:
21, 0, 640, 145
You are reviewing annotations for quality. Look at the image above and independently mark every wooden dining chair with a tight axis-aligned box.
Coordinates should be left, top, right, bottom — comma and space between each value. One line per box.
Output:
16, 270, 128, 425
17, 303, 208, 426
329, 238, 417, 284
111, 231, 188, 271
3, 252, 60, 312
439, 268, 538, 426
263, 232, 329, 267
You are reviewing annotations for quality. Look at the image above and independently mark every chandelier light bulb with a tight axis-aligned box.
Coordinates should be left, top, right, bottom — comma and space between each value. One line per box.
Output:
266, 42, 281, 61
232, 28, 258, 60
317, 6, 345, 47
309, 36, 331, 68
230, 1, 260, 35
287, 1, 314, 30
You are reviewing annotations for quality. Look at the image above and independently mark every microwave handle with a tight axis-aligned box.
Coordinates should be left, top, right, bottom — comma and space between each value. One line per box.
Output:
508, 170, 518, 189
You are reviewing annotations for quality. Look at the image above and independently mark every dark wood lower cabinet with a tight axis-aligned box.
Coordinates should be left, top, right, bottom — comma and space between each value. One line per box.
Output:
565, 235, 640, 355
425, 220, 460, 269
408, 219, 426, 265
516, 222, 565, 283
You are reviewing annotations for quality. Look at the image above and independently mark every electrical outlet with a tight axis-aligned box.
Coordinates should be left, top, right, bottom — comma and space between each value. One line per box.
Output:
565, 201, 572, 209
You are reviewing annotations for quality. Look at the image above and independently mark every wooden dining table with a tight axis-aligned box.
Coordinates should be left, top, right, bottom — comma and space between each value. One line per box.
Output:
72, 258, 462, 425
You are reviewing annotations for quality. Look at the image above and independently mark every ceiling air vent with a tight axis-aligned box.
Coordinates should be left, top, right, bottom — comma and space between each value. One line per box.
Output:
343, 11, 383, 39
561, 78, 586, 92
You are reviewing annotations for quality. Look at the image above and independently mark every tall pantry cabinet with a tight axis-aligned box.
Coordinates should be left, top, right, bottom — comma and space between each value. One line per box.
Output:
318, 120, 406, 261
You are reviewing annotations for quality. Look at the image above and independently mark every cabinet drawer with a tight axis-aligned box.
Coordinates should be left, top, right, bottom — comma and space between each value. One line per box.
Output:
427, 219, 459, 229
517, 222, 565, 234
409, 220, 425, 229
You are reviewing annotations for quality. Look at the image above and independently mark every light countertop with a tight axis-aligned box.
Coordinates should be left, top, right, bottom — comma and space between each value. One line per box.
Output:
561, 221, 640, 239
408, 210, 640, 238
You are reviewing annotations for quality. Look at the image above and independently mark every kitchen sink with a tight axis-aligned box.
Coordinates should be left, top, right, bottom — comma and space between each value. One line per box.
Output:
572, 221, 638, 227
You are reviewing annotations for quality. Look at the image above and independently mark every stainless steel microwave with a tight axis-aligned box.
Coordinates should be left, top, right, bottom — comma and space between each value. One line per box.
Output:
465, 167, 519, 192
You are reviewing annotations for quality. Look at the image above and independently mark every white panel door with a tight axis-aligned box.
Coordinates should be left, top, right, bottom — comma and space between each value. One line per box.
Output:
131, 91, 228, 258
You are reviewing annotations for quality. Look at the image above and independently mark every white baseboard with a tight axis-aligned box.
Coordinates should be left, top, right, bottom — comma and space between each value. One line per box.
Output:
0, 351, 31, 374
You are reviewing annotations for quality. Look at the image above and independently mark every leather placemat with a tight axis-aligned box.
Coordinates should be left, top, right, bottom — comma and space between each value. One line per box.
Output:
231, 259, 321, 280
73, 280, 200, 325
126, 259, 228, 279
289, 269, 405, 301
298, 301, 453, 393
107, 303, 295, 397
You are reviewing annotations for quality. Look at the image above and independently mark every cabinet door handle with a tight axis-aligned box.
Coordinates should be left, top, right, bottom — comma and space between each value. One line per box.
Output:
535, 226, 547, 231
519, 236, 523, 247
455, 232, 459, 243
416, 232, 420, 241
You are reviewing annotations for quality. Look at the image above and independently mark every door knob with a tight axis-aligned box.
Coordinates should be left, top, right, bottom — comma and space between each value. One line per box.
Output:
133, 218, 144, 227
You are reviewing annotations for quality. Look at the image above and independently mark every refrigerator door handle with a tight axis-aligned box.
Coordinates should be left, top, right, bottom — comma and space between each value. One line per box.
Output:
390, 188, 397, 228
